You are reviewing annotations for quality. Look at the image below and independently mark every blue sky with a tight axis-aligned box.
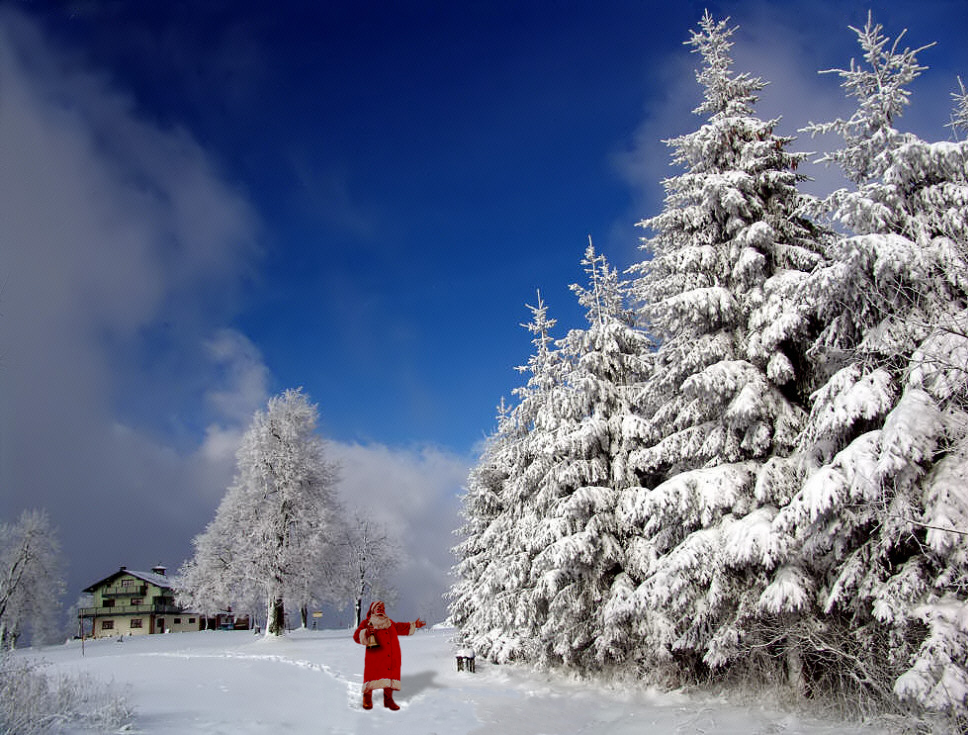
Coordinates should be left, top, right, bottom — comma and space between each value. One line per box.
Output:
1, 0, 966, 627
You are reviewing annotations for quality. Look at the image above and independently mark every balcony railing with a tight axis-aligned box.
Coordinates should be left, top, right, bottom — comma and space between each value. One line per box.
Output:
78, 603, 185, 617
102, 586, 148, 598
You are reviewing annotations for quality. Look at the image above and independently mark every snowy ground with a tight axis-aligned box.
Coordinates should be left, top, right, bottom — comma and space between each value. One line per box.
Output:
13, 627, 890, 734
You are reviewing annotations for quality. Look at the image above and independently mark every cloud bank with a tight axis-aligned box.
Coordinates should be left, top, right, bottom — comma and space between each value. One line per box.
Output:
0, 9, 466, 627
0, 8, 263, 592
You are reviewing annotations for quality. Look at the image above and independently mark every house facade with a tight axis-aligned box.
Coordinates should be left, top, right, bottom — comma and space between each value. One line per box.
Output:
77, 565, 203, 638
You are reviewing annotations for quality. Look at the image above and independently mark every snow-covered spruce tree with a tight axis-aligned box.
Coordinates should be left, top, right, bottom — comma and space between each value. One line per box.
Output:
450, 294, 572, 663
453, 256, 651, 672
803, 12, 933, 189
449, 398, 515, 644
773, 15, 968, 718
525, 242, 652, 671
0, 510, 65, 648
178, 389, 343, 636
612, 13, 825, 685
952, 77, 968, 136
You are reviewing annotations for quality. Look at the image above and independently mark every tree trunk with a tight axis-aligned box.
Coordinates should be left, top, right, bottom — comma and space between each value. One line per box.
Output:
300, 605, 308, 629
786, 640, 806, 699
354, 555, 366, 628
267, 596, 286, 636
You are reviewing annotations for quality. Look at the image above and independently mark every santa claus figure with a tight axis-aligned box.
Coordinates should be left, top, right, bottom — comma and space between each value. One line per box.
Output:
353, 601, 425, 710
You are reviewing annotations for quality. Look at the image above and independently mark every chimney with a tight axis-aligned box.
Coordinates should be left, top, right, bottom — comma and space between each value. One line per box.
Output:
152, 564, 167, 576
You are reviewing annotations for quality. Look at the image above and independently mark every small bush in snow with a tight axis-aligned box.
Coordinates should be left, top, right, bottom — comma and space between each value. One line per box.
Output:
0, 651, 133, 734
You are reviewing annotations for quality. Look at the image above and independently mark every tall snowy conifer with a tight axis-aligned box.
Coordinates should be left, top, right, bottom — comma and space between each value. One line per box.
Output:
451, 295, 568, 662
613, 13, 824, 680
178, 389, 343, 636
776, 15, 968, 715
952, 78, 968, 135
449, 399, 515, 643
526, 243, 652, 670
453, 250, 652, 671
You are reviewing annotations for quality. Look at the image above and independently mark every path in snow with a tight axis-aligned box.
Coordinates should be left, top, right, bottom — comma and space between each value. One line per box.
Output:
17, 628, 889, 734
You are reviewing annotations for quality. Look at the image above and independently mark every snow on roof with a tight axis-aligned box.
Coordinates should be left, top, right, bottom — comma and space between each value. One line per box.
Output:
126, 570, 172, 589
83, 566, 174, 593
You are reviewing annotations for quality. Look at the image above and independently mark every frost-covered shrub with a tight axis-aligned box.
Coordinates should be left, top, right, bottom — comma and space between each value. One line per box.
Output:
0, 651, 132, 734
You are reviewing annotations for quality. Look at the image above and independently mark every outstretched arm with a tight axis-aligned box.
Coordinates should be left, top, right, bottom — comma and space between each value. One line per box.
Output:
394, 618, 426, 636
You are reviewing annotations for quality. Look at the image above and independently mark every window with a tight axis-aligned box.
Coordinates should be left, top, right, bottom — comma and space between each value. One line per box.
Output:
131, 619, 143, 629
104, 599, 115, 607
131, 598, 143, 606
121, 579, 137, 587
188, 618, 196, 624
102, 620, 114, 631
174, 618, 182, 624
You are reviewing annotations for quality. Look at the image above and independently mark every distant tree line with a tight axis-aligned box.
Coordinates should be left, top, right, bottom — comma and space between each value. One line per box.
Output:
449, 12, 968, 729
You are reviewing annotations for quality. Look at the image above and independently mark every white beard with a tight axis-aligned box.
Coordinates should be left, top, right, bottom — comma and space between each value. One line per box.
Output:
369, 613, 392, 630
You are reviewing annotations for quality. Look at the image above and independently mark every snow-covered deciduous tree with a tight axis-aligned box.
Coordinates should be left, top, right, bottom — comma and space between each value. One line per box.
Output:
616, 11, 825, 683
178, 389, 343, 636
340, 512, 400, 627
176, 484, 263, 618
0, 510, 65, 648
777, 14, 968, 719
948, 77, 968, 138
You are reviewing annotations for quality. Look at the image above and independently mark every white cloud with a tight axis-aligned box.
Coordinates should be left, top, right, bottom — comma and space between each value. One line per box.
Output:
328, 441, 470, 622
203, 329, 270, 426
0, 9, 264, 602
199, 424, 246, 466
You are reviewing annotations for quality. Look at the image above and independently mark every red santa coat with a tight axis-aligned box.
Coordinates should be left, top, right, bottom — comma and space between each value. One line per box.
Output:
353, 602, 417, 693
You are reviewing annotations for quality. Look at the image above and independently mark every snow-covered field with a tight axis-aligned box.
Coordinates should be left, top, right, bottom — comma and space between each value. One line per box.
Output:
13, 627, 889, 734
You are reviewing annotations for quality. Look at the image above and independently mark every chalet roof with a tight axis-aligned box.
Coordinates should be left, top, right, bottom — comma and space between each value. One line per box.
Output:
83, 566, 174, 593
